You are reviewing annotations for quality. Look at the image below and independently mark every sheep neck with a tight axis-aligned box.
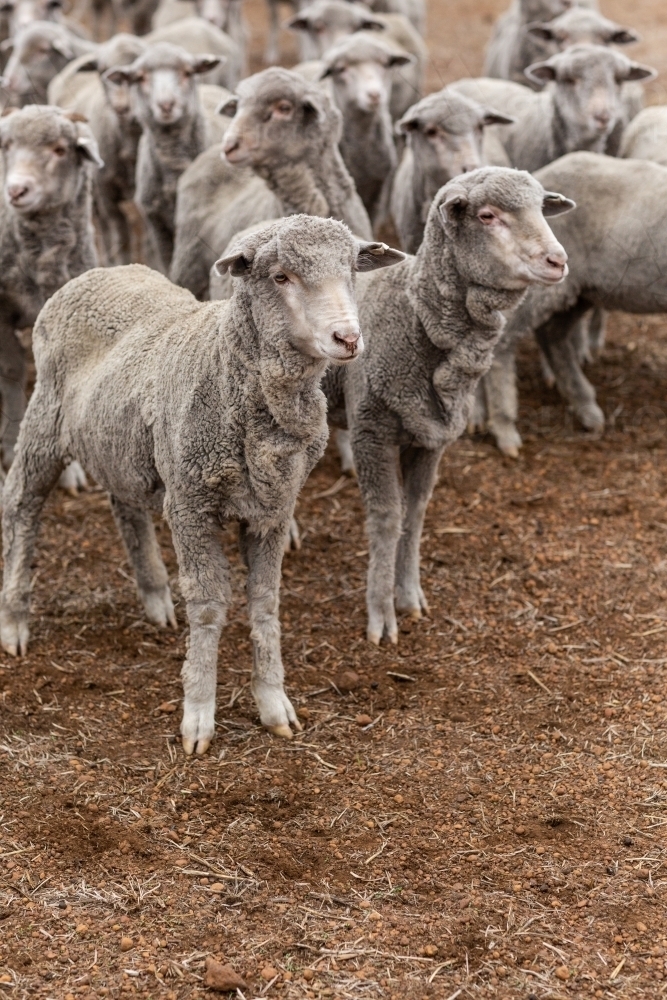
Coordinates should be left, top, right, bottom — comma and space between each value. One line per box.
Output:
409, 146, 446, 232
551, 95, 608, 157
144, 109, 207, 176
339, 103, 396, 184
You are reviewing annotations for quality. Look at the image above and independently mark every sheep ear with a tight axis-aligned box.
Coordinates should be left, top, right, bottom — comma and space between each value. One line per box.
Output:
481, 108, 515, 126
542, 191, 576, 216
622, 60, 656, 82
438, 184, 469, 225
319, 63, 335, 79
526, 22, 556, 42
355, 242, 406, 271
76, 134, 104, 168
609, 28, 639, 45
217, 95, 238, 117
75, 53, 100, 72
397, 114, 419, 134
302, 96, 323, 123
51, 36, 75, 60
286, 13, 309, 30
523, 61, 556, 85
103, 65, 137, 85
191, 53, 222, 75
387, 53, 413, 68
214, 250, 253, 277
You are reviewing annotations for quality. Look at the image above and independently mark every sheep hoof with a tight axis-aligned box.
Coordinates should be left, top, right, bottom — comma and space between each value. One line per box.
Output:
0, 611, 29, 657
141, 586, 177, 629
493, 426, 522, 458
182, 737, 196, 755
409, 607, 422, 620
181, 734, 212, 756
59, 461, 88, 495
267, 723, 294, 739
284, 516, 301, 553
576, 401, 604, 432
367, 630, 381, 646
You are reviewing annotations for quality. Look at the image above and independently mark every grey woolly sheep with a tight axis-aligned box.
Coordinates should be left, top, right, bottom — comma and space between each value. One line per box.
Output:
620, 105, 667, 166
6, 0, 90, 38
453, 45, 656, 173
147, 16, 242, 89
0, 104, 101, 478
105, 41, 228, 273
323, 166, 573, 645
170, 67, 373, 299
525, 7, 639, 53
151, 0, 247, 80
390, 87, 515, 253
48, 33, 146, 265
477, 152, 667, 456
1, 21, 97, 105
0, 214, 404, 755
287, 1, 426, 119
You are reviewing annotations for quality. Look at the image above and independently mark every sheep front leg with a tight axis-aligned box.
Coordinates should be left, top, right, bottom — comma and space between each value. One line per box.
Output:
395, 445, 442, 619
166, 503, 231, 756
110, 497, 176, 629
353, 427, 402, 645
535, 303, 604, 432
484, 339, 522, 458
240, 522, 302, 738
0, 322, 27, 469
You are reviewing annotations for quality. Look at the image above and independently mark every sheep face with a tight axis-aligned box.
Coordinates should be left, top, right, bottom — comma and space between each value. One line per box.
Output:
399, 92, 514, 190
527, 10, 640, 51
288, 1, 386, 59
194, 0, 238, 33
525, 45, 656, 150
216, 216, 404, 364
1, 22, 76, 105
436, 168, 573, 291
105, 43, 220, 128
0, 106, 102, 214
320, 37, 411, 115
9, 0, 63, 32
221, 68, 337, 167
78, 36, 146, 121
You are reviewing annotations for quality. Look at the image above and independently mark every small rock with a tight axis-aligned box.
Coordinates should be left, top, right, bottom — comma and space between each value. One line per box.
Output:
0, 975, 12, 984
57, 900, 67, 910
204, 958, 247, 992
296, 706, 310, 720
394, 793, 404, 803
209, 882, 225, 893
368, 911, 382, 921
636, 921, 648, 933
423, 944, 438, 956
514, 826, 526, 835
261, 966, 278, 981
157, 702, 176, 714
355, 713, 372, 726
359, 900, 371, 909
75, 924, 88, 935
120, 937, 133, 952
302, 969, 314, 981
492, 725, 501, 735
555, 965, 569, 981
336, 670, 360, 693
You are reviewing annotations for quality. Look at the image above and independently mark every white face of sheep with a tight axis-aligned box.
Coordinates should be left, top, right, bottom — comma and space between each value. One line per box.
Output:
322, 52, 409, 114
399, 106, 515, 185
438, 179, 574, 290
0, 111, 103, 213
105, 50, 221, 127
195, 0, 233, 31
524, 46, 656, 147
288, 8, 387, 59
215, 236, 406, 364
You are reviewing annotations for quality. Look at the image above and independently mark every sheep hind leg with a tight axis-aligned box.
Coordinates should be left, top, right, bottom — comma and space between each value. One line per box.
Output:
110, 497, 176, 629
241, 522, 302, 739
535, 302, 604, 432
395, 445, 441, 620
484, 339, 522, 458
0, 396, 64, 656
0, 325, 27, 469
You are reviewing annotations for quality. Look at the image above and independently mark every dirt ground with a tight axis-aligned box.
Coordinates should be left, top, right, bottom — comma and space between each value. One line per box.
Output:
3, 1, 667, 999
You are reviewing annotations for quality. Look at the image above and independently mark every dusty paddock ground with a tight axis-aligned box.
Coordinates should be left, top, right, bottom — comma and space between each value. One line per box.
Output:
3, 1, 667, 999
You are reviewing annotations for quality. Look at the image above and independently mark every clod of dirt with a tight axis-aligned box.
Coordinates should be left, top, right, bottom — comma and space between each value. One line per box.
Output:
355, 714, 372, 726
260, 965, 278, 981
120, 937, 133, 952
555, 966, 570, 981
335, 670, 360, 692
204, 958, 247, 992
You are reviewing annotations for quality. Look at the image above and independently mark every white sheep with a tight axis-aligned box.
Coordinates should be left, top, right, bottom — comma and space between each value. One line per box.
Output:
0, 215, 404, 754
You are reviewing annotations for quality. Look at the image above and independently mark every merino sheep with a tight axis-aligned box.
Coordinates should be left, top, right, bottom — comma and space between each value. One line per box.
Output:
0, 105, 101, 483
323, 167, 573, 645
303, 34, 412, 225
477, 153, 667, 456
287, 1, 426, 119
526, 7, 639, 52
1, 21, 96, 105
453, 46, 656, 174
147, 15, 242, 89
620, 105, 667, 166
151, 0, 247, 78
106, 41, 226, 272
484, 0, 597, 86
170, 67, 373, 299
0, 215, 404, 754
390, 87, 515, 254
5, 0, 90, 38
48, 33, 146, 265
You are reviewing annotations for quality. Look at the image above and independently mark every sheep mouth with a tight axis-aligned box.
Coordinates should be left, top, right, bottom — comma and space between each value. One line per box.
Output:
530, 263, 568, 285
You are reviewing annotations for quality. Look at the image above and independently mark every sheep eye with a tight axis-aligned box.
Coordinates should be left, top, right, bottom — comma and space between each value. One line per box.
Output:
53, 145, 67, 157
478, 211, 496, 224
273, 272, 289, 284
424, 127, 437, 137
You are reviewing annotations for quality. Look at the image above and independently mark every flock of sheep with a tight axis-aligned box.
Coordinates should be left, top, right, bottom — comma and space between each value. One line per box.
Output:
0, 0, 661, 755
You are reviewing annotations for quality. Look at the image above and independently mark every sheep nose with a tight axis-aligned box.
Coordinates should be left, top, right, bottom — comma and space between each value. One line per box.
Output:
331, 321, 361, 354
159, 99, 175, 115
546, 250, 567, 270
223, 136, 240, 156
366, 89, 381, 106
593, 110, 611, 129
7, 180, 30, 203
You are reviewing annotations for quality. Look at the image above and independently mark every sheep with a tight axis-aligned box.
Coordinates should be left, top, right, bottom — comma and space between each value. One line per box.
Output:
323, 166, 573, 645
390, 87, 515, 254
620, 105, 667, 166
170, 67, 373, 299
303, 34, 412, 225
526, 7, 639, 53
151, 0, 247, 79
453, 46, 656, 174
148, 15, 242, 89
105, 41, 227, 273
287, 1, 426, 119
1, 21, 97, 106
0, 105, 101, 485
4, 0, 90, 38
48, 33, 146, 265
0, 214, 405, 754
475, 151, 667, 457
484, 0, 598, 86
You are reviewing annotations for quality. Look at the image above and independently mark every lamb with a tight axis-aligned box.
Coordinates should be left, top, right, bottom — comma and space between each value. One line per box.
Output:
475, 152, 667, 455
1, 21, 96, 105
0, 105, 101, 484
287, 1, 426, 119
0, 214, 404, 754
105, 41, 227, 273
390, 87, 515, 254
323, 167, 573, 645
484, 0, 597, 86
453, 46, 656, 174
48, 33, 146, 265
305, 34, 412, 224
170, 67, 373, 299
148, 15, 242, 89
